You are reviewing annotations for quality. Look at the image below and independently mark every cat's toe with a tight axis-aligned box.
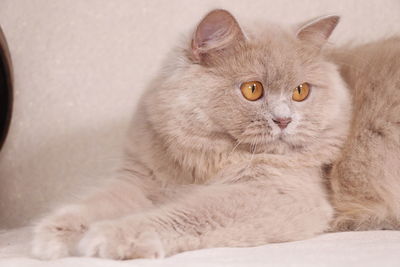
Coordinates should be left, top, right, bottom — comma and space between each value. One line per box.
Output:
78, 221, 164, 260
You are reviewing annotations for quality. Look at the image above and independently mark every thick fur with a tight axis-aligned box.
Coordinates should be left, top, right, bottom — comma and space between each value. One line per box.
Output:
329, 37, 400, 231
32, 10, 355, 260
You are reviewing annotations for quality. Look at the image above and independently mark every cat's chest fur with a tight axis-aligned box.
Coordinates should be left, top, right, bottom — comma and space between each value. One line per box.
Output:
125, 113, 321, 186
148, 130, 249, 184
126, 119, 250, 184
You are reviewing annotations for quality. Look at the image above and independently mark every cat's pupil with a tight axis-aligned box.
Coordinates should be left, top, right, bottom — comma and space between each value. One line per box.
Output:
297, 86, 302, 94
251, 84, 256, 93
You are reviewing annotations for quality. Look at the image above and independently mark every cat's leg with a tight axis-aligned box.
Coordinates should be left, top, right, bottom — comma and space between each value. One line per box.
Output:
77, 167, 333, 259
32, 176, 155, 260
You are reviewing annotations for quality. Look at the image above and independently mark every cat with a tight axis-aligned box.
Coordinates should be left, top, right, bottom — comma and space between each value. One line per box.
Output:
328, 36, 400, 231
31, 8, 394, 260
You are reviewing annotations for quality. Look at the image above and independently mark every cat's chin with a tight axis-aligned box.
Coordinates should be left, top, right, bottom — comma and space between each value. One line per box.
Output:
268, 140, 305, 155
242, 136, 305, 155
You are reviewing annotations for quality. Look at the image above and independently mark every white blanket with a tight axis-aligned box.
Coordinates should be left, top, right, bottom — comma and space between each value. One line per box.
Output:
1, 228, 399, 267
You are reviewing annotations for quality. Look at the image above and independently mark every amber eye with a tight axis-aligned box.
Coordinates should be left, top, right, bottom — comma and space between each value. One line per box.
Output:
292, 82, 311, 102
240, 81, 264, 101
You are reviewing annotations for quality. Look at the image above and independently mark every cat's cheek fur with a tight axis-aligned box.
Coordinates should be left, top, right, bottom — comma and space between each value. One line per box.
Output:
322, 70, 352, 130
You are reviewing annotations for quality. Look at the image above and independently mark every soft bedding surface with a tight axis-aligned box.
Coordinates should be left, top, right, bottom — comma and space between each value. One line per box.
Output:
0, 228, 399, 267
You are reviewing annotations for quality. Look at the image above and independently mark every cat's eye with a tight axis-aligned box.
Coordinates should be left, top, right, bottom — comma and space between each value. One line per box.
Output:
292, 82, 310, 102
240, 81, 264, 101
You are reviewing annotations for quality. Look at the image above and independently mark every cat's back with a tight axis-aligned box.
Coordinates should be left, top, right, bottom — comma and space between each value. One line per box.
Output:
329, 37, 400, 230
332, 37, 400, 115
329, 37, 400, 140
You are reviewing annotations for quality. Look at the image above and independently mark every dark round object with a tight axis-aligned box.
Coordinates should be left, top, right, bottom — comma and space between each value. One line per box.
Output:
0, 26, 13, 151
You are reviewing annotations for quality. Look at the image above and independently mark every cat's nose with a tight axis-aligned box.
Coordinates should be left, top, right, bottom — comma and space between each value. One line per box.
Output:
272, 117, 292, 129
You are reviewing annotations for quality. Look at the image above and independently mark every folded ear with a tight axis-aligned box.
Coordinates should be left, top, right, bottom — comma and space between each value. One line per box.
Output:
296, 15, 340, 49
191, 9, 245, 64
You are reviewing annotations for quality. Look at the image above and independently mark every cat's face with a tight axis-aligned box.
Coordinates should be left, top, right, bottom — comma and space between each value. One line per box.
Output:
202, 34, 349, 154
149, 10, 351, 157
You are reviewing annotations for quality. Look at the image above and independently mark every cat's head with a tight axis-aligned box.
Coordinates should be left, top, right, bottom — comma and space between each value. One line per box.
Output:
148, 10, 351, 160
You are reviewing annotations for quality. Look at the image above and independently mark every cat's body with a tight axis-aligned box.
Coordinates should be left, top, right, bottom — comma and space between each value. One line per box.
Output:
31, 10, 399, 260
329, 37, 400, 230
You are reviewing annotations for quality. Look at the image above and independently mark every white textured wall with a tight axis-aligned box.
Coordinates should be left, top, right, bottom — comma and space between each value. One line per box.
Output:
0, 0, 399, 228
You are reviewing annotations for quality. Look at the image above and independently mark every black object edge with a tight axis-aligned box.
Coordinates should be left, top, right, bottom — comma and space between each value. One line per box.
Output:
0, 26, 13, 151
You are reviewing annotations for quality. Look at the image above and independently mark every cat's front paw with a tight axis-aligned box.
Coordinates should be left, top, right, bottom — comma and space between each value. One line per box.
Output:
32, 205, 89, 260
78, 220, 164, 260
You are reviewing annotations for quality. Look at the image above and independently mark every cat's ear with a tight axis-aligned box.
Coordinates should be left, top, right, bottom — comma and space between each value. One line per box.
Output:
296, 15, 340, 48
191, 9, 245, 64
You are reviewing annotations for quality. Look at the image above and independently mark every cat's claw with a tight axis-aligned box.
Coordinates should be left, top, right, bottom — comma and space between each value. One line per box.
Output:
78, 221, 165, 260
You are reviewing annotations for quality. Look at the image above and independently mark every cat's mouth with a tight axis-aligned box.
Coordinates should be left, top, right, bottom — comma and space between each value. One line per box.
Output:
275, 135, 293, 148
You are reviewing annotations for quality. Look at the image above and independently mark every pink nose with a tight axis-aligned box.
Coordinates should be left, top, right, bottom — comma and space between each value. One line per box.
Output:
272, 117, 292, 129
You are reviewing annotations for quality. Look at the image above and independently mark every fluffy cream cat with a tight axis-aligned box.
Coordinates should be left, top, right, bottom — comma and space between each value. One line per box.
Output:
329, 37, 400, 231
31, 9, 397, 260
